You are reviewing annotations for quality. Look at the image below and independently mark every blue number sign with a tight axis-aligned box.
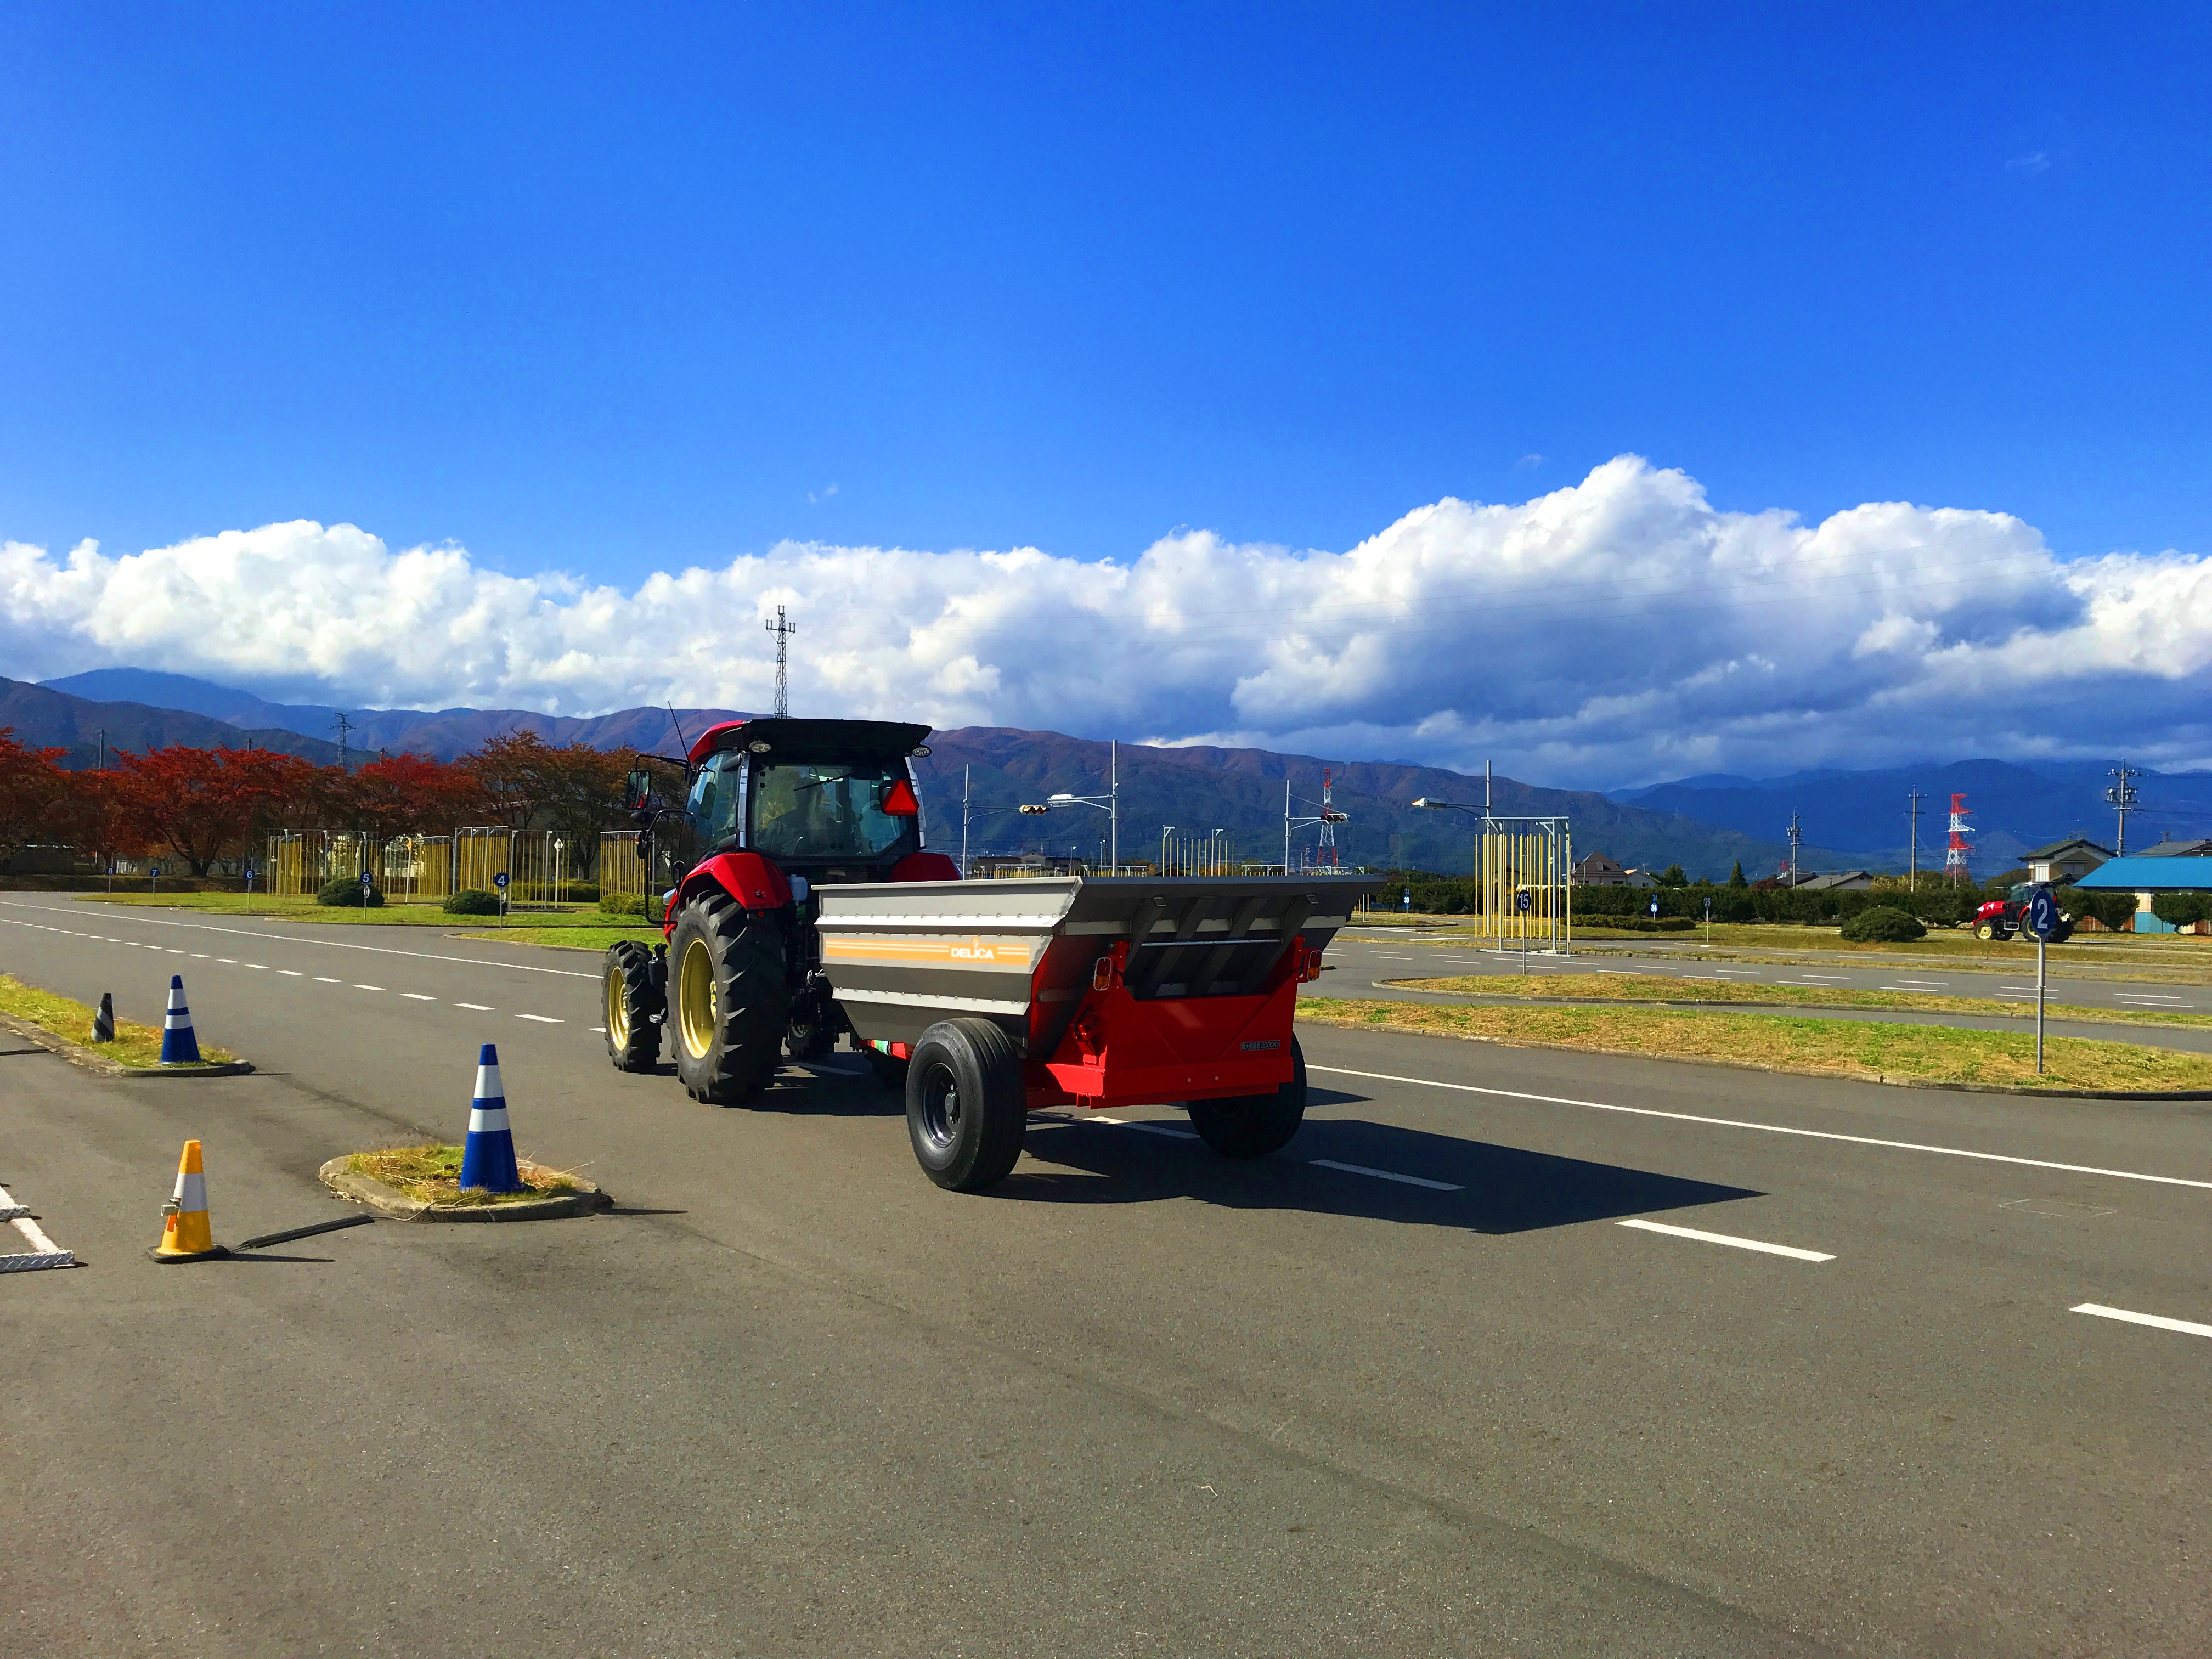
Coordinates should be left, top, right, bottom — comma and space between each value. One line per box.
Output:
493, 871, 510, 889
1516, 889, 1533, 913
2029, 886, 2058, 940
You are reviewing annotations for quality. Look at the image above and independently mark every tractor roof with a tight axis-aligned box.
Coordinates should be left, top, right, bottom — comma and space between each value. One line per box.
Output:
685, 716, 934, 767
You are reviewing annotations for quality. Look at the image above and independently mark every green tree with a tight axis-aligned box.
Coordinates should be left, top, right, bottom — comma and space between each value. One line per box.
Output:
1658, 864, 1688, 887
1727, 860, 1748, 888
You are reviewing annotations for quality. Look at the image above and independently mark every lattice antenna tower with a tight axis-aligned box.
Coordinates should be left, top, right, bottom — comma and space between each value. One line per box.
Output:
1944, 792, 1974, 883
333, 712, 354, 775
1317, 768, 1339, 869
764, 606, 796, 719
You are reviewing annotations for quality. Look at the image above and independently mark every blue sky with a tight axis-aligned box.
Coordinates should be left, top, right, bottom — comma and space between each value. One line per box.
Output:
4, 3, 2207, 576
4, 5, 2211, 786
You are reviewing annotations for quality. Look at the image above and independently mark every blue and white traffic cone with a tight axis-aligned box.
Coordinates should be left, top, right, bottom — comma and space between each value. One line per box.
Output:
159, 975, 201, 1064
458, 1043, 524, 1193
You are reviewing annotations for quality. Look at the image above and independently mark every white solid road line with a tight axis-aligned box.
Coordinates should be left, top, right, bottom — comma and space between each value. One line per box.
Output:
1617, 1217, 1834, 1261
516, 1014, 562, 1023
0, 899, 600, 978
2072, 1303, 2212, 1339
1091, 1115, 1199, 1139
453, 1002, 495, 1011
1306, 1063, 2212, 1190
1309, 1158, 1462, 1192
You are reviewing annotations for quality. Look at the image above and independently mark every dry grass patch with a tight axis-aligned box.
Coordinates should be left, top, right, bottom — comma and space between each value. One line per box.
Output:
0, 974, 237, 1068
1391, 973, 2212, 1030
345, 1144, 581, 1207
1297, 996, 2212, 1093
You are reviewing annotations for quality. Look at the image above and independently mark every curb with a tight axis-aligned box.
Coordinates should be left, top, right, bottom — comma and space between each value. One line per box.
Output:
0, 1009, 254, 1079
318, 1158, 609, 1222
1300, 1006, 2212, 1101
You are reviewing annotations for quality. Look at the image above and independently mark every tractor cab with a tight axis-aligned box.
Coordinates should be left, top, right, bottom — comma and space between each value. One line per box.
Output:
628, 718, 947, 918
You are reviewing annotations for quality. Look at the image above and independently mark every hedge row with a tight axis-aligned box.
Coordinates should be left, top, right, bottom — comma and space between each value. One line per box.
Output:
1391, 877, 2135, 930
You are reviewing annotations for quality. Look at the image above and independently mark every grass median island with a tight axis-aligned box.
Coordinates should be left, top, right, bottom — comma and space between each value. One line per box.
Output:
0, 974, 238, 1069
71, 892, 642, 930
1391, 972, 2212, 1030
1296, 995, 2212, 1093
456, 926, 664, 950
342, 1144, 581, 1207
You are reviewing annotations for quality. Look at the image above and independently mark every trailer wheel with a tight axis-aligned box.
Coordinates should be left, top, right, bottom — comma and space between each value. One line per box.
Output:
602, 940, 664, 1072
1188, 1037, 1307, 1159
905, 1018, 1027, 1192
672, 892, 791, 1103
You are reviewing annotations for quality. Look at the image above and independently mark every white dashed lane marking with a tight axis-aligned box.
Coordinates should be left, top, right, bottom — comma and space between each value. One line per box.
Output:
402, 993, 437, 1001
2073, 1303, 2212, 1340
516, 1014, 562, 1024
353, 984, 383, 991
1309, 1159, 1462, 1192
1618, 1217, 1834, 1262
314, 977, 342, 984
454, 1002, 495, 1011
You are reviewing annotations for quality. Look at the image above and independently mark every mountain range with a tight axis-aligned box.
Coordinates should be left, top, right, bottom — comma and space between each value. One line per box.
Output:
17, 669, 1823, 878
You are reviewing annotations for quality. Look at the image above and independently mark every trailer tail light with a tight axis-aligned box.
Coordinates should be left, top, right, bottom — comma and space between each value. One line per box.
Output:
1093, 957, 1114, 990
883, 777, 921, 816
1304, 952, 1324, 982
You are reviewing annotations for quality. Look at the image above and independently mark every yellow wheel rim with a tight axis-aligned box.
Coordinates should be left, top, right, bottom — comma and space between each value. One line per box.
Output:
605, 967, 629, 1048
678, 937, 718, 1059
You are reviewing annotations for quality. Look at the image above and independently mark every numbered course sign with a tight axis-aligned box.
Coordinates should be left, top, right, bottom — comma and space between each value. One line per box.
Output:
2029, 885, 2058, 940
359, 870, 374, 892
1648, 896, 1660, 917
1516, 889, 1533, 913
493, 871, 510, 890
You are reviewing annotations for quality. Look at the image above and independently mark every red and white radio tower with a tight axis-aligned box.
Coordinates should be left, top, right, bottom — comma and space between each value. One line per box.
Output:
1944, 792, 1974, 883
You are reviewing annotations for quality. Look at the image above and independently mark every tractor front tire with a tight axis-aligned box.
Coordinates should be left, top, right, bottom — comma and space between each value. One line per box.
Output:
1188, 1037, 1307, 1159
905, 1019, 1027, 1192
671, 893, 791, 1104
1975, 921, 2000, 941
603, 940, 664, 1071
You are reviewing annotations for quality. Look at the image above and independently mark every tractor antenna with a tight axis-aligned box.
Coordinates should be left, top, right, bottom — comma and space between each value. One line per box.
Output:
665, 702, 690, 756
765, 605, 796, 718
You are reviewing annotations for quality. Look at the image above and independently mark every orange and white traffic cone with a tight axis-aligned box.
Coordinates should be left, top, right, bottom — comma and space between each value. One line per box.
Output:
148, 1139, 227, 1263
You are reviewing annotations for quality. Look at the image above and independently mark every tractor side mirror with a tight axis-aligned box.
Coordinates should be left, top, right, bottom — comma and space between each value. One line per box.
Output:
625, 769, 654, 812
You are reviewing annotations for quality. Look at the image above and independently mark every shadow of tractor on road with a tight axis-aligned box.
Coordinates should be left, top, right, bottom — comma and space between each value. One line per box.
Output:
1002, 1085, 1760, 1234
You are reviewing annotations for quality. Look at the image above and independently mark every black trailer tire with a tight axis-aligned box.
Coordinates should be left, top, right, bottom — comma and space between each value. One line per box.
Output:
866, 1048, 910, 1090
602, 940, 664, 1071
905, 1018, 1027, 1191
1187, 1037, 1307, 1159
671, 891, 791, 1104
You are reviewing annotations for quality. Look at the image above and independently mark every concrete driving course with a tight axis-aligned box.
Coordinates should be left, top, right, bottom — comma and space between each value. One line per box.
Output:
4, 895, 2211, 1657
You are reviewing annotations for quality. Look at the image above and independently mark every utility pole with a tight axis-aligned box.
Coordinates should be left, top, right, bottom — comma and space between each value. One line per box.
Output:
765, 606, 796, 718
2106, 761, 2140, 855
95, 726, 105, 771
1787, 812, 1803, 888
961, 764, 970, 877
333, 713, 354, 774
1907, 788, 1925, 892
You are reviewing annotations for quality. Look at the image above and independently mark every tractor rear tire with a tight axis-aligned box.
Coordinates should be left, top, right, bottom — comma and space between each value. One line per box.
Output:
905, 1018, 1027, 1192
603, 940, 664, 1072
671, 892, 791, 1104
1188, 1037, 1307, 1159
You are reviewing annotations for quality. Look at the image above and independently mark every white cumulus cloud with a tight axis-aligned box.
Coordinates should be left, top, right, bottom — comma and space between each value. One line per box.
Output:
3, 455, 2207, 785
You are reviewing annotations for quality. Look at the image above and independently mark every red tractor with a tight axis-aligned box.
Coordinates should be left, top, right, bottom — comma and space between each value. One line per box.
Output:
1972, 883, 2074, 942
601, 716, 955, 1099
601, 715, 1376, 1190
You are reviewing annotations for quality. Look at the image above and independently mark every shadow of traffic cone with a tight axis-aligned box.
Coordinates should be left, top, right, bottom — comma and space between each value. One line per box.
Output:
89, 992, 115, 1043
458, 1043, 526, 1194
149, 1138, 227, 1262
159, 975, 200, 1064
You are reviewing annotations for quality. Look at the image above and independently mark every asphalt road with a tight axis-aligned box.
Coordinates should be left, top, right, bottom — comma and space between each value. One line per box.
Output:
5, 895, 2212, 1657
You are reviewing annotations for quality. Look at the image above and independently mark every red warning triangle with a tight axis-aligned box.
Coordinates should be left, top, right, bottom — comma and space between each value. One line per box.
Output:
883, 777, 921, 815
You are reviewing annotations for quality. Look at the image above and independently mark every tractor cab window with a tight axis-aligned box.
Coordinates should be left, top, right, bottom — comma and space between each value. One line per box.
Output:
748, 760, 917, 861
687, 753, 742, 848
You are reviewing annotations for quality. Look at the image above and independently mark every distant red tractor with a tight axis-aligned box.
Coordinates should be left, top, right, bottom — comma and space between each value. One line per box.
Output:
1972, 883, 2074, 942
602, 715, 1376, 1190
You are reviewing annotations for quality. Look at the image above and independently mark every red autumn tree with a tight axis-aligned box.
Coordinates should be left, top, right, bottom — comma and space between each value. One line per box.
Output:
341, 753, 486, 837
0, 729, 70, 864
110, 746, 309, 876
